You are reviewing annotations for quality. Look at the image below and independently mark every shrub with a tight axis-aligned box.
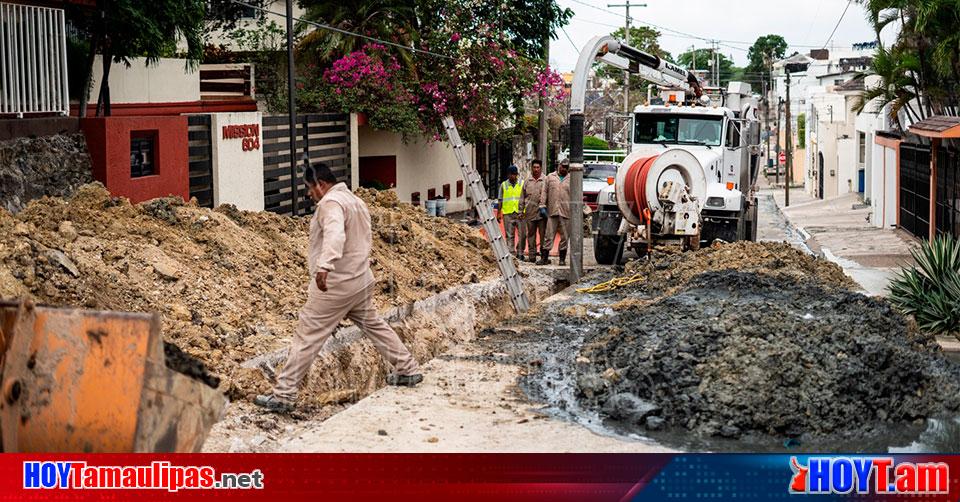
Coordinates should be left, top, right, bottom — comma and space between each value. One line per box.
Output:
583, 135, 609, 150
888, 235, 960, 338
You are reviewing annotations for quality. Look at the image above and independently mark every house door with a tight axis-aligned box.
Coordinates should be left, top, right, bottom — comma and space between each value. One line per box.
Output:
818, 152, 825, 199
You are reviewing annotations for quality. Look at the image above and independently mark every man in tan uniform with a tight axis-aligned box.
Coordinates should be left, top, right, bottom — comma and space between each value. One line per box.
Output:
538, 160, 571, 266
520, 159, 547, 262
255, 163, 422, 412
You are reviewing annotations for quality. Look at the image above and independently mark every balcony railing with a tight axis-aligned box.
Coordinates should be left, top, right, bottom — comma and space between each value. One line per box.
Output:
0, 2, 69, 117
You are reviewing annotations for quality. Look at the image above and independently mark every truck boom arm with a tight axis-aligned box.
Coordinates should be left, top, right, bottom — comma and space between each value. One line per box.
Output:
570, 36, 703, 114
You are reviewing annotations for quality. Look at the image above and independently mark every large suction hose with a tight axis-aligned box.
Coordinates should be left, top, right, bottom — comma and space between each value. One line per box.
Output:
621, 155, 659, 221
615, 148, 713, 226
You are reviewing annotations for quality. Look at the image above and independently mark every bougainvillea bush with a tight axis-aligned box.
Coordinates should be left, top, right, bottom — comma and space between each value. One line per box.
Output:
301, 44, 423, 139
301, 2, 566, 144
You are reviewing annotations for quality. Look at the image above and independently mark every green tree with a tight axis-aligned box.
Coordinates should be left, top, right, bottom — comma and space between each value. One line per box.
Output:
797, 113, 806, 145
676, 48, 739, 87
612, 26, 672, 61
745, 34, 788, 89
856, 0, 960, 125
298, 1, 421, 70
287, 0, 571, 143
68, 0, 205, 116
594, 26, 671, 100
297, 0, 571, 66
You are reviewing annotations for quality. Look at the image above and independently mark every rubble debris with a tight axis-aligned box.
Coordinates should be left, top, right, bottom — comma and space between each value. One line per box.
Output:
0, 183, 495, 400
577, 271, 960, 439
620, 241, 857, 295
0, 134, 93, 214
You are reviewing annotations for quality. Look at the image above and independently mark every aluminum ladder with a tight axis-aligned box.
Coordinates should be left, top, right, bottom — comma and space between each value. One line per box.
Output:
441, 116, 530, 313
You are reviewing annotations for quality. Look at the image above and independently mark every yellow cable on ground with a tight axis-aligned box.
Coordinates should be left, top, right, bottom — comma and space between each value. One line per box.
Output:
576, 273, 646, 293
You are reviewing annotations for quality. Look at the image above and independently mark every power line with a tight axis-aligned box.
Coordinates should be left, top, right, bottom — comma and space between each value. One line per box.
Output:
227, 0, 453, 59
560, 25, 580, 53
565, 0, 827, 53
822, 0, 853, 49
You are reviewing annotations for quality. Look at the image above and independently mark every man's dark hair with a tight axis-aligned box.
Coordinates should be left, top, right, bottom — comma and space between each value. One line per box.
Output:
531, 159, 542, 167
304, 162, 338, 186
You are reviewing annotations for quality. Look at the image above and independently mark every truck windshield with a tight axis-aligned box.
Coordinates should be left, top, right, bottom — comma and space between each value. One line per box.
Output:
634, 114, 723, 146
584, 164, 617, 180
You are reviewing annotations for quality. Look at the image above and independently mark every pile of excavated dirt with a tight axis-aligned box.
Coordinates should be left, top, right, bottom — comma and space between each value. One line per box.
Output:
0, 134, 93, 213
355, 187, 494, 297
620, 241, 857, 296
577, 271, 960, 440
0, 184, 495, 399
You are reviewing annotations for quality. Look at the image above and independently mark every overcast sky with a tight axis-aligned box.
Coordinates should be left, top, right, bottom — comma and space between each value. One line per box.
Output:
550, 0, 883, 70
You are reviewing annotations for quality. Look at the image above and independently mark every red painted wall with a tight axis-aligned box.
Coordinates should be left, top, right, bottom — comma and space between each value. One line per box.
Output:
81, 116, 189, 204
70, 99, 257, 117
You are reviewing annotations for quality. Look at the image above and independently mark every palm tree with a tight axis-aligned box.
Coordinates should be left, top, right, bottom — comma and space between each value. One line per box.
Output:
297, 0, 420, 70
857, 0, 960, 125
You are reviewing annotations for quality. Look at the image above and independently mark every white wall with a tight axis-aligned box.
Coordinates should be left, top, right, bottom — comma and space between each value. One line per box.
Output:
358, 127, 473, 213
210, 112, 265, 211
869, 142, 899, 229
204, 0, 306, 51
837, 137, 856, 196
89, 56, 199, 104
883, 145, 898, 228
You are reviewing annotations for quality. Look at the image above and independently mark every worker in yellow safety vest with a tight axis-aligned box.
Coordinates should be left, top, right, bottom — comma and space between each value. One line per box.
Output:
496, 165, 525, 258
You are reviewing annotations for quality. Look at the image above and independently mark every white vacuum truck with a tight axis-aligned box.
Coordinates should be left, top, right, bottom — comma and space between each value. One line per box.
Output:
567, 37, 762, 265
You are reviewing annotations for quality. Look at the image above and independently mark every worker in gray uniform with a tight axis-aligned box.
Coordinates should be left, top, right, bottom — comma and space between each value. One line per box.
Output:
255, 163, 423, 412
538, 160, 571, 265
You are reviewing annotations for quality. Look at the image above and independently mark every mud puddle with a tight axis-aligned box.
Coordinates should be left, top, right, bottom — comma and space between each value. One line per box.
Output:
486, 264, 960, 453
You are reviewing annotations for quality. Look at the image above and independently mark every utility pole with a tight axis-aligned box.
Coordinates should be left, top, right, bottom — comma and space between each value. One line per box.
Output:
537, 33, 550, 169
608, 1, 646, 114
776, 97, 781, 186
762, 76, 769, 170
766, 54, 773, 166
285, 0, 298, 216
785, 69, 792, 207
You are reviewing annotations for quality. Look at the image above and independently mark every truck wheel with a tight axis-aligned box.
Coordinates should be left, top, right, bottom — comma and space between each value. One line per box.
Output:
594, 235, 623, 265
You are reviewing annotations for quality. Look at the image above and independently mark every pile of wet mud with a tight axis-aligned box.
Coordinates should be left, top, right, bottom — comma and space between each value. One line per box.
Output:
577, 271, 960, 440
621, 241, 857, 296
0, 183, 495, 399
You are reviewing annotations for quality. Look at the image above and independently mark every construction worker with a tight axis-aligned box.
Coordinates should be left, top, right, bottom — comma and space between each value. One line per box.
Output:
538, 159, 571, 266
255, 163, 423, 413
520, 159, 547, 262
496, 165, 525, 258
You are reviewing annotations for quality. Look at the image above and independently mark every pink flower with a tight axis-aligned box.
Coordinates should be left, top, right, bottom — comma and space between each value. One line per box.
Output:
451, 33, 461, 42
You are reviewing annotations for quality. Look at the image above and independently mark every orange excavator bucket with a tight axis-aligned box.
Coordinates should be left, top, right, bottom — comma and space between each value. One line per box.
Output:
0, 299, 225, 452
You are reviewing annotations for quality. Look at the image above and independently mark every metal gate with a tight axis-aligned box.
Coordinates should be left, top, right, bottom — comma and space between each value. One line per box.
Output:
261, 113, 350, 216
936, 145, 960, 239
187, 115, 213, 207
899, 142, 931, 240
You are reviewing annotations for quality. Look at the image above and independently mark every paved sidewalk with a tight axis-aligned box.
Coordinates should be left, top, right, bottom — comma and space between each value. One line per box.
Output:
758, 177, 917, 296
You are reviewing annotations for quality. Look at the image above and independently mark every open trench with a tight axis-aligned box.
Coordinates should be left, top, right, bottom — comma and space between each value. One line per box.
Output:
202, 266, 569, 452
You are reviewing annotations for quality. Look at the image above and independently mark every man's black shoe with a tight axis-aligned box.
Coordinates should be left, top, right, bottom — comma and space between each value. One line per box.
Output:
387, 373, 424, 387
253, 394, 294, 412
